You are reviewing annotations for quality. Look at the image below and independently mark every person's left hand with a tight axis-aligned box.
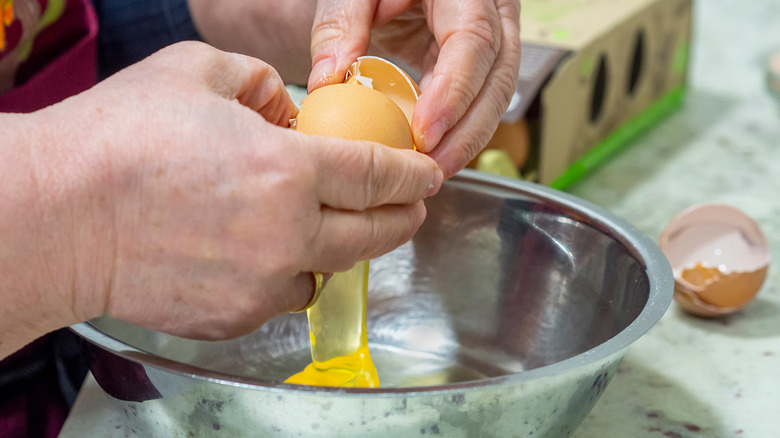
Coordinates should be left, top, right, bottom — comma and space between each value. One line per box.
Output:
308, 0, 522, 179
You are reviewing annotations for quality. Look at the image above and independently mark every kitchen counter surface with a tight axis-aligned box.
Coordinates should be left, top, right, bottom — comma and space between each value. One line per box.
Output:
59, 0, 780, 436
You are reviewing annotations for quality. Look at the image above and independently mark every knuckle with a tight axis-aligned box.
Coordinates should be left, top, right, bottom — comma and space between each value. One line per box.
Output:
332, 142, 382, 209
492, 67, 520, 114
500, 0, 522, 22
292, 146, 320, 188
372, 148, 423, 205
447, 73, 479, 116
364, 206, 423, 260
464, 16, 501, 59
360, 210, 385, 259
400, 203, 426, 242
245, 57, 284, 92
149, 41, 230, 90
311, 8, 350, 51
365, 143, 382, 207
399, 152, 431, 199
161, 41, 219, 66
408, 203, 427, 239
464, 131, 489, 164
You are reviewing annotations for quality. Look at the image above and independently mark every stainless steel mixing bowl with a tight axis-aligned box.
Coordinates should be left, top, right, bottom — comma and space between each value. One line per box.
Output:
71, 170, 673, 438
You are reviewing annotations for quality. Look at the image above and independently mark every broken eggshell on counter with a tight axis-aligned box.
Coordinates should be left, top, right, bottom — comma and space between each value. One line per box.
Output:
658, 203, 770, 317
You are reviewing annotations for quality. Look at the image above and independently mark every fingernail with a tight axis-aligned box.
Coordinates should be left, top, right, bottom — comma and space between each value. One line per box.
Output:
426, 165, 444, 197
308, 58, 337, 92
422, 119, 448, 153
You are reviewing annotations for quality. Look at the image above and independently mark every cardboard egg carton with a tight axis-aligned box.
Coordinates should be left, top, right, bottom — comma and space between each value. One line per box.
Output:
480, 0, 693, 188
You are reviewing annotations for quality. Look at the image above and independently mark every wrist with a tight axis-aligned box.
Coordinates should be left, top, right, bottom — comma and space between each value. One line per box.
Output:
0, 112, 71, 356
30, 103, 119, 325
0, 106, 115, 357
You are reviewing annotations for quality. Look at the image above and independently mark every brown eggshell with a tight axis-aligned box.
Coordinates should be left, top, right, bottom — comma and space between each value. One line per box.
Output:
467, 119, 530, 173
658, 203, 770, 317
486, 119, 530, 169
294, 56, 420, 150
295, 83, 414, 149
346, 56, 419, 127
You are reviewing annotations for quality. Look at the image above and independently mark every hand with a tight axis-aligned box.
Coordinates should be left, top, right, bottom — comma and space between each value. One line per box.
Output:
187, 0, 317, 85
309, 0, 522, 178
0, 42, 442, 357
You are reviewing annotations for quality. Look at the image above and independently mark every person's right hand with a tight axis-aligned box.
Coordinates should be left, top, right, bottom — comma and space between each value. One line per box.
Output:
0, 41, 442, 357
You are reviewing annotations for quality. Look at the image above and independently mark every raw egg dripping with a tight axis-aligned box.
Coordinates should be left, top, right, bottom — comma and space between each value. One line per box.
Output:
286, 57, 420, 387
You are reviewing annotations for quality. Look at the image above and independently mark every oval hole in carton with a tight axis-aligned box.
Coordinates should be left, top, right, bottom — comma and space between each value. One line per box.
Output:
627, 29, 646, 96
589, 54, 609, 124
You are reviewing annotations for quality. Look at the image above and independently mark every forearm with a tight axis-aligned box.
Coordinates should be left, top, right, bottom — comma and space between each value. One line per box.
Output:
0, 110, 110, 359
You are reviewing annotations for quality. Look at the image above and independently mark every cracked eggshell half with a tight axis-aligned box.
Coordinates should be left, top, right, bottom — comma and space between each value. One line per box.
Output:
346, 56, 419, 127
293, 56, 419, 150
658, 203, 770, 317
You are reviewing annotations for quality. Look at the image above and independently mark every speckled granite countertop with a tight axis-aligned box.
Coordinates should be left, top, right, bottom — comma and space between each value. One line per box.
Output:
59, 1, 780, 437
569, 0, 780, 436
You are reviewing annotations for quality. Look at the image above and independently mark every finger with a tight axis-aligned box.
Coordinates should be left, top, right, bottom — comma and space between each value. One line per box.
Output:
286, 272, 334, 314
222, 53, 300, 127
428, 0, 521, 178
309, 136, 443, 210
412, 0, 504, 153
308, 202, 427, 272
308, 0, 377, 92
307, 0, 417, 92
155, 42, 299, 127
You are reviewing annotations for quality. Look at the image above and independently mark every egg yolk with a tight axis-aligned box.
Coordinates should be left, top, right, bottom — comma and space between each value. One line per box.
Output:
285, 260, 380, 387
285, 344, 378, 388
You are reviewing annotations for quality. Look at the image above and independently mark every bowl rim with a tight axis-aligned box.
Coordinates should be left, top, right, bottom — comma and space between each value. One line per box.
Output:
70, 169, 674, 397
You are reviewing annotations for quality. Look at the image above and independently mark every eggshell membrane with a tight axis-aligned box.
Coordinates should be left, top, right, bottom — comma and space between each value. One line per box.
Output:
658, 203, 771, 316
295, 83, 414, 149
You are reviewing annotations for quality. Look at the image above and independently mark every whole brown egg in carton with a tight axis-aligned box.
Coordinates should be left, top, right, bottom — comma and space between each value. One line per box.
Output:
658, 203, 771, 317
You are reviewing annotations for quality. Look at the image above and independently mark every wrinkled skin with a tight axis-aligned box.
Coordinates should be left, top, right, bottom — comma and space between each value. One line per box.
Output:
189, 0, 522, 178
0, 43, 442, 358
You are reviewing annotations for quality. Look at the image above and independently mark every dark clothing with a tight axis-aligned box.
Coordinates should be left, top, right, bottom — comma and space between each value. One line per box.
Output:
0, 330, 89, 438
92, 0, 201, 78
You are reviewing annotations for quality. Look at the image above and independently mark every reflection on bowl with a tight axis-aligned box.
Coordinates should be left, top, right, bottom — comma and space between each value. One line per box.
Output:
72, 170, 673, 438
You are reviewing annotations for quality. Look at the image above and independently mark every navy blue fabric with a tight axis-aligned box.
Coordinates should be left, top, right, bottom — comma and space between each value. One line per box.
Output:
92, 0, 202, 78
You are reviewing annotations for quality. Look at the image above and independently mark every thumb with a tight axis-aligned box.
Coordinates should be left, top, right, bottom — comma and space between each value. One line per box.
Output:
156, 42, 298, 127
227, 53, 300, 127
308, 0, 377, 92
